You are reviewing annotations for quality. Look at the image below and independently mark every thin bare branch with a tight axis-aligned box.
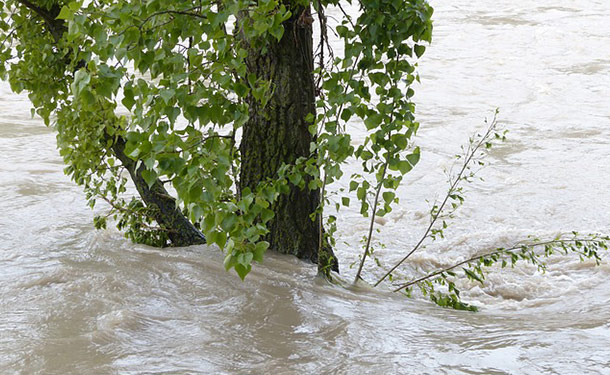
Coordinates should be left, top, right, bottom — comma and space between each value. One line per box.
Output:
354, 158, 389, 282
374, 112, 500, 287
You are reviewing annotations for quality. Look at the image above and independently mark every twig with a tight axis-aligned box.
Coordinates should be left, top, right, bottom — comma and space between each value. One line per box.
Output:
314, 0, 333, 93
354, 157, 390, 282
1, 25, 21, 48
318, 171, 327, 261
374, 112, 499, 286
140, 7, 206, 27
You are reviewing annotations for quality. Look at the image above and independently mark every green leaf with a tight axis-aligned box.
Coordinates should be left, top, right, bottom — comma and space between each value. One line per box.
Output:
234, 82, 249, 98
253, 241, 269, 263
234, 263, 252, 281
407, 147, 421, 166
357, 186, 366, 200
141, 169, 157, 188
238, 251, 253, 266
209, 230, 227, 249
269, 25, 284, 41
396, 160, 412, 174
167, 107, 180, 124
391, 133, 408, 150
56, 6, 74, 21
224, 253, 237, 271
71, 69, 90, 95
122, 87, 135, 110
414, 44, 426, 58
288, 172, 302, 186
220, 214, 237, 232
464, 268, 484, 284
159, 89, 175, 104
364, 113, 383, 130
261, 208, 274, 223
382, 191, 395, 204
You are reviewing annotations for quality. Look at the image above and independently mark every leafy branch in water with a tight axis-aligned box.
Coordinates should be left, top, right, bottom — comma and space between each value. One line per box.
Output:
363, 111, 608, 311
394, 234, 609, 311
374, 110, 506, 287
94, 194, 170, 247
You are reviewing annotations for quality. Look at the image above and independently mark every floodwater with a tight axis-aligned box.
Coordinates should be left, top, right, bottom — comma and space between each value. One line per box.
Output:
1, 0, 610, 374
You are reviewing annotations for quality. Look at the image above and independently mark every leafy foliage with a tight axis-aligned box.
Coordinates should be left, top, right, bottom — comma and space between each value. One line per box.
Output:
374, 111, 506, 286
0, 0, 433, 279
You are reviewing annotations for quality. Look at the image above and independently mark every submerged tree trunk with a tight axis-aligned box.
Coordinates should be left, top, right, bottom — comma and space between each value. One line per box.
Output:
111, 136, 206, 247
239, 6, 338, 273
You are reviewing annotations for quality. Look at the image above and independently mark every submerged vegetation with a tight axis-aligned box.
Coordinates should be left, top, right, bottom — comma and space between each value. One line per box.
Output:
362, 112, 609, 311
0, 0, 607, 311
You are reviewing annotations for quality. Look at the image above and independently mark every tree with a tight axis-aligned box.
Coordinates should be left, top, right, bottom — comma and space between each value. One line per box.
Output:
0, 0, 432, 279
2, 1, 608, 312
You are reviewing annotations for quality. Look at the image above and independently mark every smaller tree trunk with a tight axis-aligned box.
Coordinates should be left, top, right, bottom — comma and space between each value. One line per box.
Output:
111, 135, 206, 247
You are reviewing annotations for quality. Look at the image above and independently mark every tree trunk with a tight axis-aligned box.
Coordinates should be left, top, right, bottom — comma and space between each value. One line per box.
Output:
111, 135, 206, 247
239, 6, 338, 273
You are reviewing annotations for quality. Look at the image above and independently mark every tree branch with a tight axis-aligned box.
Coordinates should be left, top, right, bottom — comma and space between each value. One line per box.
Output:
15, 0, 66, 42
392, 237, 603, 293
374, 113, 499, 286
12, 1, 206, 246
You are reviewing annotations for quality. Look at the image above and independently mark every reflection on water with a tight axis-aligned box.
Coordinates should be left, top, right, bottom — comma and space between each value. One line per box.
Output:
1, 0, 610, 373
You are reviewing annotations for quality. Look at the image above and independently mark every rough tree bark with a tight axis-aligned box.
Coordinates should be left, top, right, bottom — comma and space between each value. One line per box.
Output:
239, 5, 339, 273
